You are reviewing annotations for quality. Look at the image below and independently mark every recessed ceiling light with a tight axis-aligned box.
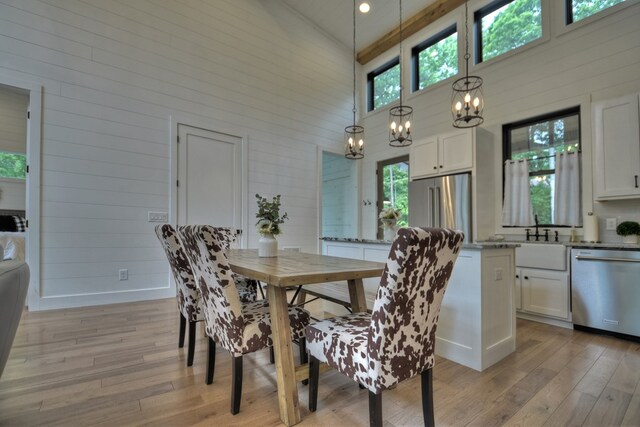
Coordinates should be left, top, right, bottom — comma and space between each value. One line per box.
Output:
359, 2, 370, 13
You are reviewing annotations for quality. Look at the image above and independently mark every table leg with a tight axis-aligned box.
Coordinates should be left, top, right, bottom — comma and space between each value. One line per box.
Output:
348, 278, 367, 313
267, 285, 301, 426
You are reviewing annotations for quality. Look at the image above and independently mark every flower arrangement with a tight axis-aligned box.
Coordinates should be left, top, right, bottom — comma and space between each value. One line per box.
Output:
255, 194, 288, 236
379, 207, 401, 228
616, 221, 640, 236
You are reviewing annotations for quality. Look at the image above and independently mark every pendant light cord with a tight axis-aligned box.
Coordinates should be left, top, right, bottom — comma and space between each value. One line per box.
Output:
464, 1, 470, 80
399, 0, 403, 105
352, 0, 357, 125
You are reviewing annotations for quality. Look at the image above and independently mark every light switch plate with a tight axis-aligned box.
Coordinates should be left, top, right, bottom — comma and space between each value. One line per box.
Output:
606, 218, 617, 230
148, 211, 168, 222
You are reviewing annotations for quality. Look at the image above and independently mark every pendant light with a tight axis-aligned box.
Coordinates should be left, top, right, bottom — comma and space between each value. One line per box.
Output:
452, 1, 484, 128
389, 0, 413, 147
345, 0, 365, 159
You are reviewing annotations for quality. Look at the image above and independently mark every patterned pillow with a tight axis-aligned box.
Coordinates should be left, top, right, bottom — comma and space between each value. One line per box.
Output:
0, 216, 17, 232
13, 216, 26, 232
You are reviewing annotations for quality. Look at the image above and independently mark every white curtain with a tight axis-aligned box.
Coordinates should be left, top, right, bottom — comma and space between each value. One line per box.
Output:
502, 160, 534, 226
554, 152, 581, 226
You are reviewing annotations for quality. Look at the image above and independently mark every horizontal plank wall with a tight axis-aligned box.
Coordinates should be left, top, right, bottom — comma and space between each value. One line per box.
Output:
0, 0, 353, 309
359, 0, 640, 239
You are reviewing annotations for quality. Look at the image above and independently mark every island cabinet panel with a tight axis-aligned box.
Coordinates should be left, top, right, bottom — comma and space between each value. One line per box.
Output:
436, 248, 516, 371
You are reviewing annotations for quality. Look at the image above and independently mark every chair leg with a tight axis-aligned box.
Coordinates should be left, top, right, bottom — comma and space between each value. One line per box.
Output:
421, 368, 435, 427
257, 281, 266, 299
299, 339, 308, 385
368, 391, 383, 427
308, 355, 320, 412
205, 337, 216, 385
178, 313, 186, 348
269, 347, 275, 364
187, 320, 197, 367
231, 356, 243, 415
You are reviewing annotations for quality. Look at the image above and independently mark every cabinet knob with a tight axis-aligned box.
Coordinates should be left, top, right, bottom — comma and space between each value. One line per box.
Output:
515, 274, 519, 279
635, 175, 638, 188
439, 165, 443, 168
433, 166, 437, 170
524, 276, 529, 280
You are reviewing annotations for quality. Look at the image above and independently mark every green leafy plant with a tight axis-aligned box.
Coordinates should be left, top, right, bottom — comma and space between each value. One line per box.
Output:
616, 221, 640, 236
255, 194, 288, 236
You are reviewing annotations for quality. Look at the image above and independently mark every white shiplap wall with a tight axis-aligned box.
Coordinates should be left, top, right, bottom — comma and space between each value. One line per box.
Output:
360, 0, 640, 240
0, 0, 354, 309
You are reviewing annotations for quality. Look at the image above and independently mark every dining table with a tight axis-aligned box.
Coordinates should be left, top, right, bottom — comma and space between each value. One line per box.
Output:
227, 249, 385, 426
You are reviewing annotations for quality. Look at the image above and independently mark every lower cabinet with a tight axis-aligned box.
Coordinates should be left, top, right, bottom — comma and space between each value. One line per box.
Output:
516, 267, 569, 320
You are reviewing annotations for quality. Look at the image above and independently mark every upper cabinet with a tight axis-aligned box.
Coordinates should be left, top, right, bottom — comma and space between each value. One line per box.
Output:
409, 129, 473, 180
593, 94, 640, 200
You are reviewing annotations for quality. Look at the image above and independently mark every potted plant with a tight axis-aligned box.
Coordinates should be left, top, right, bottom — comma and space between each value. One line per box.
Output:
379, 207, 401, 241
616, 221, 640, 244
255, 194, 288, 257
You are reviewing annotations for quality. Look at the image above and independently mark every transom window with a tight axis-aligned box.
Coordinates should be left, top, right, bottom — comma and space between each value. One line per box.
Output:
0, 151, 27, 180
503, 107, 581, 226
411, 25, 458, 92
475, 0, 542, 63
376, 156, 409, 239
367, 58, 400, 112
566, 0, 627, 24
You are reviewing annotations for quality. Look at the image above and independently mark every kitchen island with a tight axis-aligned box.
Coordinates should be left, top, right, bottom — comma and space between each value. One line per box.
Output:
321, 238, 519, 371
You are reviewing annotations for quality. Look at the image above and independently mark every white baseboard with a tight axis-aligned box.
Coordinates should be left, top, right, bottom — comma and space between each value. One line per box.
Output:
29, 287, 175, 311
516, 311, 573, 329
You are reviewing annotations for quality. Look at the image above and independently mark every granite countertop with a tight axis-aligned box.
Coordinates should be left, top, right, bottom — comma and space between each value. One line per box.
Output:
320, 237, 520, 249
564, 242, 640, 250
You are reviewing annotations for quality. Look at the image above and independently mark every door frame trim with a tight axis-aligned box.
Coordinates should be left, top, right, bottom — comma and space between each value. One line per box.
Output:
0, 75, 42, 310
169, 115, 249, 248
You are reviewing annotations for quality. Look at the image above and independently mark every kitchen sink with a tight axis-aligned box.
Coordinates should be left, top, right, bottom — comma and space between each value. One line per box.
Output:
515, 243, 566, 270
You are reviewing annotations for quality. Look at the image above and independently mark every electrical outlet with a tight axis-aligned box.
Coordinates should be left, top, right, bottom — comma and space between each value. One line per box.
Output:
148, 211, 168, 222
494, 268, 503, 281
119, 269, 128, 281
606, 218, 617, 230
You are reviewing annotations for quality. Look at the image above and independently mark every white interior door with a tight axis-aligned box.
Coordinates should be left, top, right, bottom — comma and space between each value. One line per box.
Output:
177, 125, 243, 231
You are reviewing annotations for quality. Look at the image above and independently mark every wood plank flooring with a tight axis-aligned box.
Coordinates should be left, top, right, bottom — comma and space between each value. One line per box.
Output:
0, 298, 638, 426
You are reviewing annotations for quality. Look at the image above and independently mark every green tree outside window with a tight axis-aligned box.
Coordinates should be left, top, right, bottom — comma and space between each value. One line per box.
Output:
0, 152, 27, 179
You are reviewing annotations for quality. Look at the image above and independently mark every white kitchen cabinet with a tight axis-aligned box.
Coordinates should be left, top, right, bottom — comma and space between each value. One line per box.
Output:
409, 129, 473, 180
519, 268, 569, 320
593, 93, 640, 200
514, 268, 522, 311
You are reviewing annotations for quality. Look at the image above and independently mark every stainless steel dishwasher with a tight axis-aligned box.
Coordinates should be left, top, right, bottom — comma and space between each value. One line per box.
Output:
571, 248, 640, 340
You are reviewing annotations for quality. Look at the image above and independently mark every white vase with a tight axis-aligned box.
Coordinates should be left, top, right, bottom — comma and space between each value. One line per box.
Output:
382, 220, 397, 241
622, 235, 638, 244
258, 233, 278, 257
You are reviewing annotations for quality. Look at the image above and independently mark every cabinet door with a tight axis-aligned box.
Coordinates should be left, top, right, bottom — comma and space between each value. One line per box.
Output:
594, 94, 640, 199
439, 129, 473, 174
409, 137, 438, 179
521, 268, 569, 319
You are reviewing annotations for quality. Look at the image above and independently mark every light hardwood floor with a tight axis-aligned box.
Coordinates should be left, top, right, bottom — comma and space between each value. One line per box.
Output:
0, 298, 638, 426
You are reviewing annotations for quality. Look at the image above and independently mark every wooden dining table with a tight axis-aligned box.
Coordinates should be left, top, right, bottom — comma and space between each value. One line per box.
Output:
227, 249, 385, 426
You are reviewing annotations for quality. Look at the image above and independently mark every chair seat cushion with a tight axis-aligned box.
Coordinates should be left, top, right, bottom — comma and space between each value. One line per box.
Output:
234, 275, 257, 303
306, 312, 372, 391
231, 300, 310, 355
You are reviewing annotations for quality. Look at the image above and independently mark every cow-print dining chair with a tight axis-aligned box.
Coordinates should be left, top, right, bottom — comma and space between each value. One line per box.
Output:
178, 225, 310, 415
306, 227, 464, 427
154, 224, 259, 367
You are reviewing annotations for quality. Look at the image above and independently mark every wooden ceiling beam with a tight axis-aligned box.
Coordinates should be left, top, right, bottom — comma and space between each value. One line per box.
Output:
357, 0, 467, 65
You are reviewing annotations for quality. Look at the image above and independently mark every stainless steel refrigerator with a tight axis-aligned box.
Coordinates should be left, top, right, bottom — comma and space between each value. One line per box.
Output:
408, 172, 472, 242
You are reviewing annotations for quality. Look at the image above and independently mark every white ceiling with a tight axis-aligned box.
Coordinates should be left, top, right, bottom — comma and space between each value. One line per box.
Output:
280, 0, 436, 51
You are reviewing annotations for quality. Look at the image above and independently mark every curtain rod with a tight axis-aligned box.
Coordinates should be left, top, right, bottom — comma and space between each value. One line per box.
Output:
507, 150, 580, 164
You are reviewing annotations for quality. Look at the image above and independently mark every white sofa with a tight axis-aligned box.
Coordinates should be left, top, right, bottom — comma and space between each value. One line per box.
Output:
0, 261, 29, 379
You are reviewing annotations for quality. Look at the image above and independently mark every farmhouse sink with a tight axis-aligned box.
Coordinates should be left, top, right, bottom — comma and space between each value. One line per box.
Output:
515, 243, 566, 270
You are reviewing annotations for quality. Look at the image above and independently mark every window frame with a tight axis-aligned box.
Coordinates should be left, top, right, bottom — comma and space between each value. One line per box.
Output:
502, 106, 581, 228
411, 24, 458, 93
366, 57, 400, 112
376, 155, 409, 239
565, 0, 628, 25
474, 0, 543, 64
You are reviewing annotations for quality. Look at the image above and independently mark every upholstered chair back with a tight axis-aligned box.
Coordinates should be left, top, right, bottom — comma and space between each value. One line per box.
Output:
178, 225, 245, 354
367, 227, 464, 392
215, 227, 242, 249
155, 224, 201, 322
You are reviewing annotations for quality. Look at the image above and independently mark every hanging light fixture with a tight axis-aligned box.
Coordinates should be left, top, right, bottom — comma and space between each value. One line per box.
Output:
345, 0, 364, 159
389, 0, 413, 147
452, 1, 484, 128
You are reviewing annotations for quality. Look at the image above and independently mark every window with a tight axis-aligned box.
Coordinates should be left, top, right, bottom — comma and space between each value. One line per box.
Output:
411, 25, 458, 92
0, 151, 27, 179
475, 0, 542, 63
367, 58, 400, 111
377, 156, 409, 238
503, 107, 581, 226
566, 0, 626, 24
